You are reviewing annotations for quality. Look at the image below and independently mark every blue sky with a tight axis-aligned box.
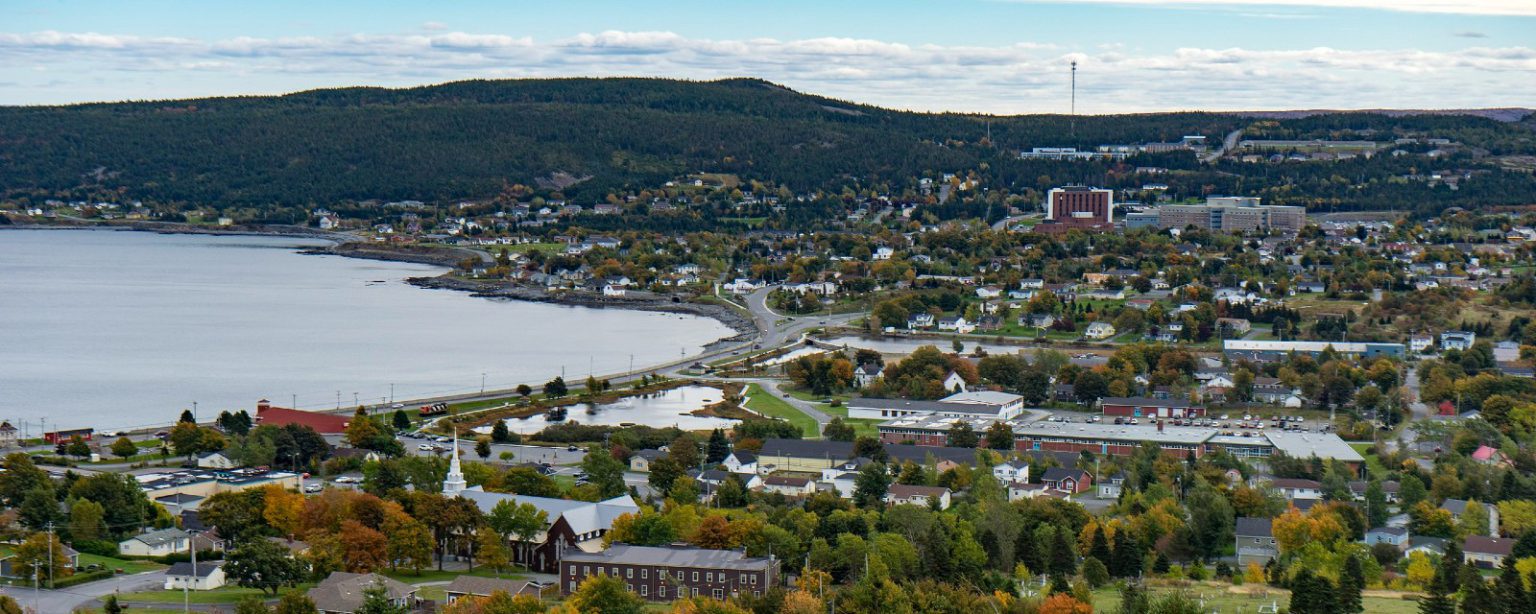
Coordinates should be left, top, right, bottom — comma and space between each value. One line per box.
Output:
2, 0, 1532, 111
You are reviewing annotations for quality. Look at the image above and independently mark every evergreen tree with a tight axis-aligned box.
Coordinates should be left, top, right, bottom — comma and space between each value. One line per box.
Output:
1112, 528, 1142, 578
1152, 552, 1170, 574
1339, 555, 1365, 614
1090, 526, 1112, 568
1439, 541, 1464, 594
392, 410, 411, 432
705, 428, 731, 464
490, 419, 511, 443
1496, 556, 1527, 614
1419, 572, 1457, 614
1050, 526, 1077, 576
1459, 565, 1498, 614
179, 409, 196, 424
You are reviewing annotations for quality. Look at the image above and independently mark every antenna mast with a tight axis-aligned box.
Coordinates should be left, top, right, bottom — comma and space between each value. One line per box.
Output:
1070, 61, 1078, 137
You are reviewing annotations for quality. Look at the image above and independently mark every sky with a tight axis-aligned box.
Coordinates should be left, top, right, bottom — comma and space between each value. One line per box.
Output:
1, 0, 1533, 113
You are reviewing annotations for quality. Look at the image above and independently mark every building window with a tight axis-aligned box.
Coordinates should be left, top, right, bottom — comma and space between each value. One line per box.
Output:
740, 573, 747, 583
570, 581, 577, 591
641, 569, 648, 579
659, 587, 666, 598
714, 589, 724, 599
627, 569, 633, 578
749, 575, 757, 584
640, 585, 648, 597
584, 566, 590, 575
692, 571, 699, 581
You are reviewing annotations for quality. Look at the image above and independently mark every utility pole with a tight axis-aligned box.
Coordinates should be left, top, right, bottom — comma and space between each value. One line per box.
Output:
192, 401, 198, 423
389, 382, 395, 404
1070, 61, 1078, 138
481, 372, 487, 395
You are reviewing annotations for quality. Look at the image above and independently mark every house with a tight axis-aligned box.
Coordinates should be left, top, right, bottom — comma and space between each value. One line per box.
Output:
1084, 322, 1117, 340
1470, 445, 1509, 466
693, 470, 763, 497
444, 576, 538, 604
1270, 478, 1322, 501
308, 572, 418, 614
1252, 378, 1301, 406
1441, 331, 1477, 351
120, 527, 190, 557
1236, 517, 1278, 566
1410, 335, 1434, 352
976, 286, 1003, 299
942, 371, 968, 393
1022, 313, 1055, 329
1440, 499, 1499, 535
455, 489, 639, 572
1363, 527, 1408, 550
1040, 467, 1091, 494
254, 400, 350, 434
1216, 318, 1252, 335
196, 451, 237, 470
937, 317, 975, 334
154, 493, 206, 516
760, 476, 817, 497
164, 562, 227, 591
1464, 535, 1514, 569
602, 284, 627, 297
822, 471, 861, 498
1099, 397, 1205, 419
1406, 537, 1448, 558
629, 449, 664, 473
560, 543, 779, 601
885, 484, 952, 510
908, 313, 936, 329
992, 460, 1030, 483
853, 364, 884, 388
0, 544, 78, 579
1006, 481, 1050, 501
1098, 472, 1127, 499
722, 451, 758, 475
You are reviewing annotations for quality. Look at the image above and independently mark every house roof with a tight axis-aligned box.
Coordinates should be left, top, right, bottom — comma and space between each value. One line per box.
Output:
1099, 396, 1200, 409
1440, 498, 1471, 515
1368, 526, 1408, 537
123, 528, 188, 548
1270, 478, 1322, 489
1465, 535, 1513, 557
166, 562, 223, 579
1235, 517, 1273, 538
888, 484, 949, 499
444, 575, 535, 597
728, 451, 757, 464
307, 572, 415, 613
763, 476, 813, 487
255, 405, 350, 434
1040, 467, 1088, 482
456, 489, 639, 536
562, 544, 776, 572
155, 493, 204, 505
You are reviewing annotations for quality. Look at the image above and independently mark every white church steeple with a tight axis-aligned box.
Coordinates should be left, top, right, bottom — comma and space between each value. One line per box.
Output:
442, 427, 467, 496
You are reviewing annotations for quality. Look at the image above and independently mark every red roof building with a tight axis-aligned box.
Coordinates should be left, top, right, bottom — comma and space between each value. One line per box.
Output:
255, 400, 351, 434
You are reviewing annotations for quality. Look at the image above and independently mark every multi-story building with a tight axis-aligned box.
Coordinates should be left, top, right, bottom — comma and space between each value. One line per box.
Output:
1045, 186, 1114, 224
560, 544, 779, 601
1151, 196, 1306, 234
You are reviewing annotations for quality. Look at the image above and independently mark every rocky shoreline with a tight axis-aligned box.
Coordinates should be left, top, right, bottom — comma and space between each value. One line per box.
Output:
409, 275, 758, 343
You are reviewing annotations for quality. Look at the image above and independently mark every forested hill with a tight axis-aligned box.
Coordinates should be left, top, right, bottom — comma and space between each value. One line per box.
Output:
0, 77, 1529, 207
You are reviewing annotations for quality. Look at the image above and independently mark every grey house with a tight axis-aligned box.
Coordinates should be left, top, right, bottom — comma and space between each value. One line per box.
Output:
1236, 517, 1277, 566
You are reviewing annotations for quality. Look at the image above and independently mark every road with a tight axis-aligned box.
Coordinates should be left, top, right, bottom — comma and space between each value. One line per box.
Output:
1202, 128, 1245, 163
0, 569, 165, 613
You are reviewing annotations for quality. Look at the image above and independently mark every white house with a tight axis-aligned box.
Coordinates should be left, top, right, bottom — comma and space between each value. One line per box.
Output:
1441, 331, 1477, 351
120, 527, 190, 557
822, 472, 860, 498
976, 286, 1003, 300
992, 460, 1030, 483
164, 562, 226, 591
760, 476, 816, 496
1271, 478, 1322, 501
602, 284, 627, 297
1007, 481, 1050, 502
196, 451, 237, 470
1085, 321, 1117, 340
872, 247, 895, 261
853, 364, 884, 388
1098, 473, 1127, 499
942, 371, 968, 393
886, 485, 952, 510
722, 451, 759, 475
937, 317, 974, 334
908, 313, 936, 329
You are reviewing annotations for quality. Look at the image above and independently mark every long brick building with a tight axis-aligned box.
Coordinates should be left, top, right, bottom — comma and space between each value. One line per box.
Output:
560, 544, 779, 601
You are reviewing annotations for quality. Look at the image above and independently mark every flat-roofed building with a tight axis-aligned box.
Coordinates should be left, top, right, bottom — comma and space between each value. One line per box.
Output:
1224, 339, 1405, 359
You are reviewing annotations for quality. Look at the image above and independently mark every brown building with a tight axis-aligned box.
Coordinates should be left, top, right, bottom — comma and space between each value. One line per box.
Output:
1046, 186, 1114, 224
560, 544, 779, 601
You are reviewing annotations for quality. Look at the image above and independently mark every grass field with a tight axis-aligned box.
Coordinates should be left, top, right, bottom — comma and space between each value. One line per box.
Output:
1089, 583, 1420, 614
77, 552, 167, 575
1351, 442, 1389, 476
743, 384, 820, 437
816, 403, 883, 437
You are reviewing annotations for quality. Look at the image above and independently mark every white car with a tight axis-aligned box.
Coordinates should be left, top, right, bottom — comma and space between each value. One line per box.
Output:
303, 483, 322, 493
334, 476, 359, 484
417, 443, 436, 451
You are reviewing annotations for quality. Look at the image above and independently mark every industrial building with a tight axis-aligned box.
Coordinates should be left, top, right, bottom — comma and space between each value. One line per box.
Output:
1223, 339, 1406, 360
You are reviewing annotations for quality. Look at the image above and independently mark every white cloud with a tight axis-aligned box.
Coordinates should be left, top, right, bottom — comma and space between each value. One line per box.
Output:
993, 0, 1536, 17
0, 29, 1532, 112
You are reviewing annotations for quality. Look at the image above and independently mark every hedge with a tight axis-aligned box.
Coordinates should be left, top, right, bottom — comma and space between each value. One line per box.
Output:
48, 569, 114, 589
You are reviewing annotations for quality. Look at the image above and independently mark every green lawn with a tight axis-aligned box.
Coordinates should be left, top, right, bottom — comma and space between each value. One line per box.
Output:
743, 384, 820, 438
1090, 583, 1419, 614
77, 552, 167, 575
1351, 442, 1388, 476
816, 403, 883, 438
502, 242, 565, 255
115, 583, 313, 605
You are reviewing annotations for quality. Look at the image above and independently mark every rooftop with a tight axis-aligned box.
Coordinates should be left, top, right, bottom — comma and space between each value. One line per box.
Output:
562, 544, 777, 571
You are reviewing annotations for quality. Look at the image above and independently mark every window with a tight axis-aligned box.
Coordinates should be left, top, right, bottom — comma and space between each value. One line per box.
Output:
749, 575, 757, 585
626, 569, 633, 579
713, 589, 724, 599
570, 581, 577, 591
626, 584, 632, 591
692, 571, 699, 581
640, 585, 648, 597
641, 569, 648, 579
584, 565, 590, 575
740, 573, 747, 583
659, 587, 666, 598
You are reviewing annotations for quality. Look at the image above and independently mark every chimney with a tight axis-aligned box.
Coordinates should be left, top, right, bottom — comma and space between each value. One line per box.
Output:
1157, 420, 1165, 432
256, 399, 271, 411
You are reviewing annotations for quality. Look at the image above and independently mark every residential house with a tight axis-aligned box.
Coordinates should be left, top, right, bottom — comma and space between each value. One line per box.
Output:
937, 317, 975, 334
308, 572, 419, 614
0, 544, 78, 579
559, 543, 779, 601
908, 313, 936, 329
196, 451, 237, 470
1406, 537, 1449, 558
1252, 378, 1302, 406
1084, 322, 1117, 340
1363, 527, 1409, 550
1098, 472, 1127, 499
722, 451, 758, 475
120, 527, 190, 557
1471, 445, 1509, 466
164, 562, 227, 591
1271, 478, 1323, 501
1236, 517, 1278, 566
976, 286, 1003, 299
1441, 331, 1477, 351
942, 371, 968, 393
1464, 535, 1514, 569
1007, 481, 1050, 501
1440, 499, 1499, 536
1410, 336, 1434, 353
629, 449, 664, 473
885, 485, 952, 510
853, 364, 884, 388
444, 576, 538, 604
1040, 467, 1091, 494
1217, 318, 1252, 335
992, 460, 1030, 483
760, 476, 817, 497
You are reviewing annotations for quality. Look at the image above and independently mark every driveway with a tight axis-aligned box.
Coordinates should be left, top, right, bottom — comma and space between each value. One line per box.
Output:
0, 569, 165, 613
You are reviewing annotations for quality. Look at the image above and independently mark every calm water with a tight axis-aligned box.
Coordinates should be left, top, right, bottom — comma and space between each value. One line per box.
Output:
0, 229, 733, 431
475, 384, 737, 435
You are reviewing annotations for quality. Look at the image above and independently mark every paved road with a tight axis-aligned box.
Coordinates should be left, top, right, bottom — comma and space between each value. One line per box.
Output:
0, 569, 165, 613
1202, 128, 1245, 163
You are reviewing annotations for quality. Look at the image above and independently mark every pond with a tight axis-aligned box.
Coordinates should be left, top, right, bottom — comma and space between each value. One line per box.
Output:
477, 385, 739, 436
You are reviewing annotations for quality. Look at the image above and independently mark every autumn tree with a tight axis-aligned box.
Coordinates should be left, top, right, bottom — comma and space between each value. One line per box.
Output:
110, 437, 137, 460
339, 519, 389, 572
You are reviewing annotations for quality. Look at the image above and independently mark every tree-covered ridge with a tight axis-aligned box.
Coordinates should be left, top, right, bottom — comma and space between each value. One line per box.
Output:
6, 74, 1523, 208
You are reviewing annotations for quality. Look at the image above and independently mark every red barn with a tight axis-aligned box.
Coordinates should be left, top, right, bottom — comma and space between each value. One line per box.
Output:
254, 400, 351, 434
